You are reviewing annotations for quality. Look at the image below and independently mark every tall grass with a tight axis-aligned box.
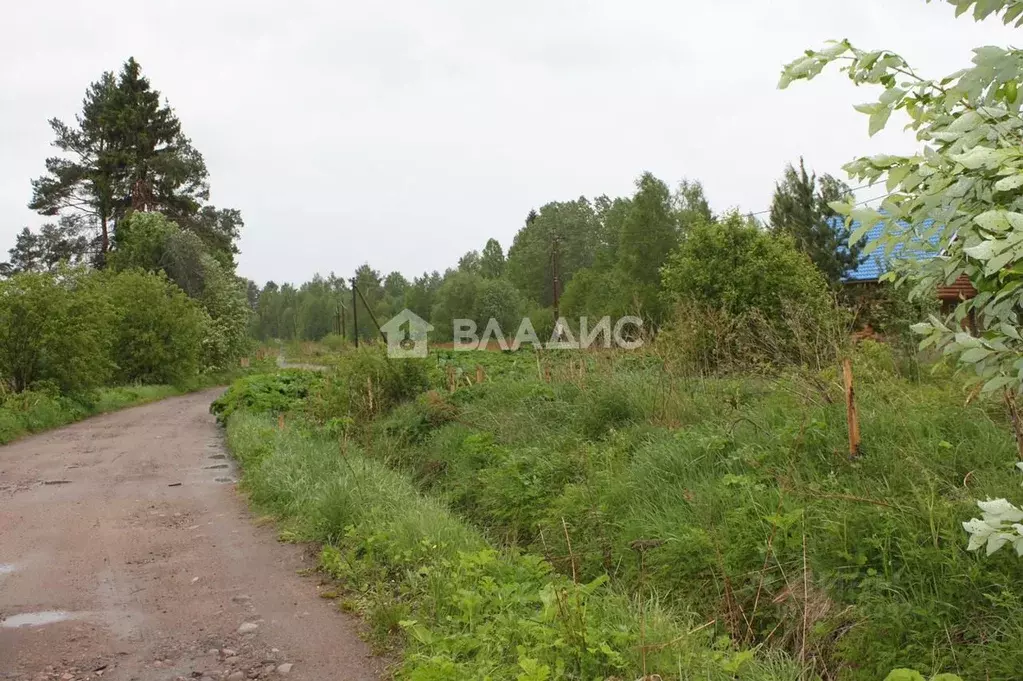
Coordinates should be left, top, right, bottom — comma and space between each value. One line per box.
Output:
224, 411, 805, 681
0, 384, 186, 445
363, 342, 1022, 681
0, 363, 271, 446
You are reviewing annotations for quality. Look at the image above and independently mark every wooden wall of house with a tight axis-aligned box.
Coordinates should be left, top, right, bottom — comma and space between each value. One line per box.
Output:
938, 274, 977, 314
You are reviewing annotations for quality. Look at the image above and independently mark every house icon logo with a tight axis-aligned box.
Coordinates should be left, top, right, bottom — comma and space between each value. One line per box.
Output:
380, 309, 434, 358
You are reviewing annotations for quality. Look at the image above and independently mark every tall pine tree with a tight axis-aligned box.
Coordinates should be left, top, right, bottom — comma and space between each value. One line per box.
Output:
768, 158, 861, 287
29, 58, 239, 267
29, 72, 119, 259
108, 58, 209, 218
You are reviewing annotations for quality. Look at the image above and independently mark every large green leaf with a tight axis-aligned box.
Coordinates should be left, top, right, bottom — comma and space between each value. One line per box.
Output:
882, 670, 926, 681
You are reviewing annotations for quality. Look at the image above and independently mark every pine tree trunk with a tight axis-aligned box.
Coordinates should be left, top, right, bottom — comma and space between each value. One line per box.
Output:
99, 215, 109, 267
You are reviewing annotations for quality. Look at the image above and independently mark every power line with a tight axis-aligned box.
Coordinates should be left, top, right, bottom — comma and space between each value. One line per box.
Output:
746, 180, 885, 218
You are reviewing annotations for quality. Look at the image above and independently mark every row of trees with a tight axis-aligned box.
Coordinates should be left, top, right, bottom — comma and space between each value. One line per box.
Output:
251, 159, 864, 345
1, 59, 250, 393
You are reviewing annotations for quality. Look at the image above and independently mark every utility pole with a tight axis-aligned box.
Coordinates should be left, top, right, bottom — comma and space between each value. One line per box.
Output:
350, 278, 359, 348
551, 235, 561, 327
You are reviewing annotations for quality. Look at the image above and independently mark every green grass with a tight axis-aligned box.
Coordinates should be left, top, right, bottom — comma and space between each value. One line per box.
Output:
359, 343, 1020, 681
213, 342, 1012, 680
0, 384, 186, 445
223, 410, 805, 681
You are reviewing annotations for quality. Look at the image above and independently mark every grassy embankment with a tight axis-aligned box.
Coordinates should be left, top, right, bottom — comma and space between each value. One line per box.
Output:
0, 356, 277, 445
217, 343, 1017, 681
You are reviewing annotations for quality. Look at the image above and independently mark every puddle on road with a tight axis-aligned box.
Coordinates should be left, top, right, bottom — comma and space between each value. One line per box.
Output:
208, 454, 227, 460
214, 477, 236, 484
203, 464, 228, 470
1, 611, 80, 628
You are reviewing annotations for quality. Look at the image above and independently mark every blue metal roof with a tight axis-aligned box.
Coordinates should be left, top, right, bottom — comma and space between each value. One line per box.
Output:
839, 217, 940, 283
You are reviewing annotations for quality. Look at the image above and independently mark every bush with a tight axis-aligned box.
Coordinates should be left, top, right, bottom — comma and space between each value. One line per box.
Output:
379, 390, 460, 446
658, 299, 848, 374
659, 213, 840, 370
320, 333, 347, 352
112, 212, 252, 372
210, 370, 323, 425
104, 269, 207, 384
306, 346, 432, 423
662, 213, 832, 320
196, 255, 251, 372
0, 268, 114, 393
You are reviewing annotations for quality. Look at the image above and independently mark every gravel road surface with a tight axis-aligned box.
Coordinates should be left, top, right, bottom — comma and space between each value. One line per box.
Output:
0, 390, 381, 681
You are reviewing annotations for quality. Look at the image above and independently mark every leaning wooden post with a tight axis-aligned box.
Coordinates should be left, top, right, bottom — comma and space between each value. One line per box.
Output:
1003, 389, 1023, 460
475, 365, 484, 385
842, 358, 861, 457
447, 365, 456, 393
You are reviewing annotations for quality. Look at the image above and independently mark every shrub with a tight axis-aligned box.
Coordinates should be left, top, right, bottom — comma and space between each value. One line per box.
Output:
210, 370, 323, 425
659, 214, 840, 371
104, 269, 206, 384
320, 333, 347, 352
0, 268, 114, 393
196, 255, 251, 372
112, 212, 252, 372
379, 390, 460, 446
306, 346, 431, 423
661, 213, 832, 320
658, 299, 848, 374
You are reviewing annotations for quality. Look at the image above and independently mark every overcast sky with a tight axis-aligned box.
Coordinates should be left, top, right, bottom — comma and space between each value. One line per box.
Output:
1, 1, 1017, 285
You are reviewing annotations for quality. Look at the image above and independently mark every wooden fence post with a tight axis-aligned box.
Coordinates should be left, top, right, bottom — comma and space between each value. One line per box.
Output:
367, 376, 374, 413
1004, 389, 1023, 460
476, 365, 484, 385
842, 358, 861, 457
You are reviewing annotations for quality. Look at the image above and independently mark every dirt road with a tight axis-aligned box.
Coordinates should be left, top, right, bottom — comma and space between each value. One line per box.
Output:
0, 390, 382, 681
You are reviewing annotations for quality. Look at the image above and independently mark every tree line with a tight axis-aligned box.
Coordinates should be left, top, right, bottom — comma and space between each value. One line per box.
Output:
252, 159, 872, 349
3, 58, 893, 377
1, 59, 250, 394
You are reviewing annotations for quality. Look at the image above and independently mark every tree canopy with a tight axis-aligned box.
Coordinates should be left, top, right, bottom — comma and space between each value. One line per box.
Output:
769, 158, 862, 287
27, 57, 241, 268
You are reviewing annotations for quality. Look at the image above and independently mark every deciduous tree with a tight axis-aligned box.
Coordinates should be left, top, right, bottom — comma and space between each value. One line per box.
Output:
506, 199, 598, 306
780, 0, 1023, 557
479, 238, 505, 279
